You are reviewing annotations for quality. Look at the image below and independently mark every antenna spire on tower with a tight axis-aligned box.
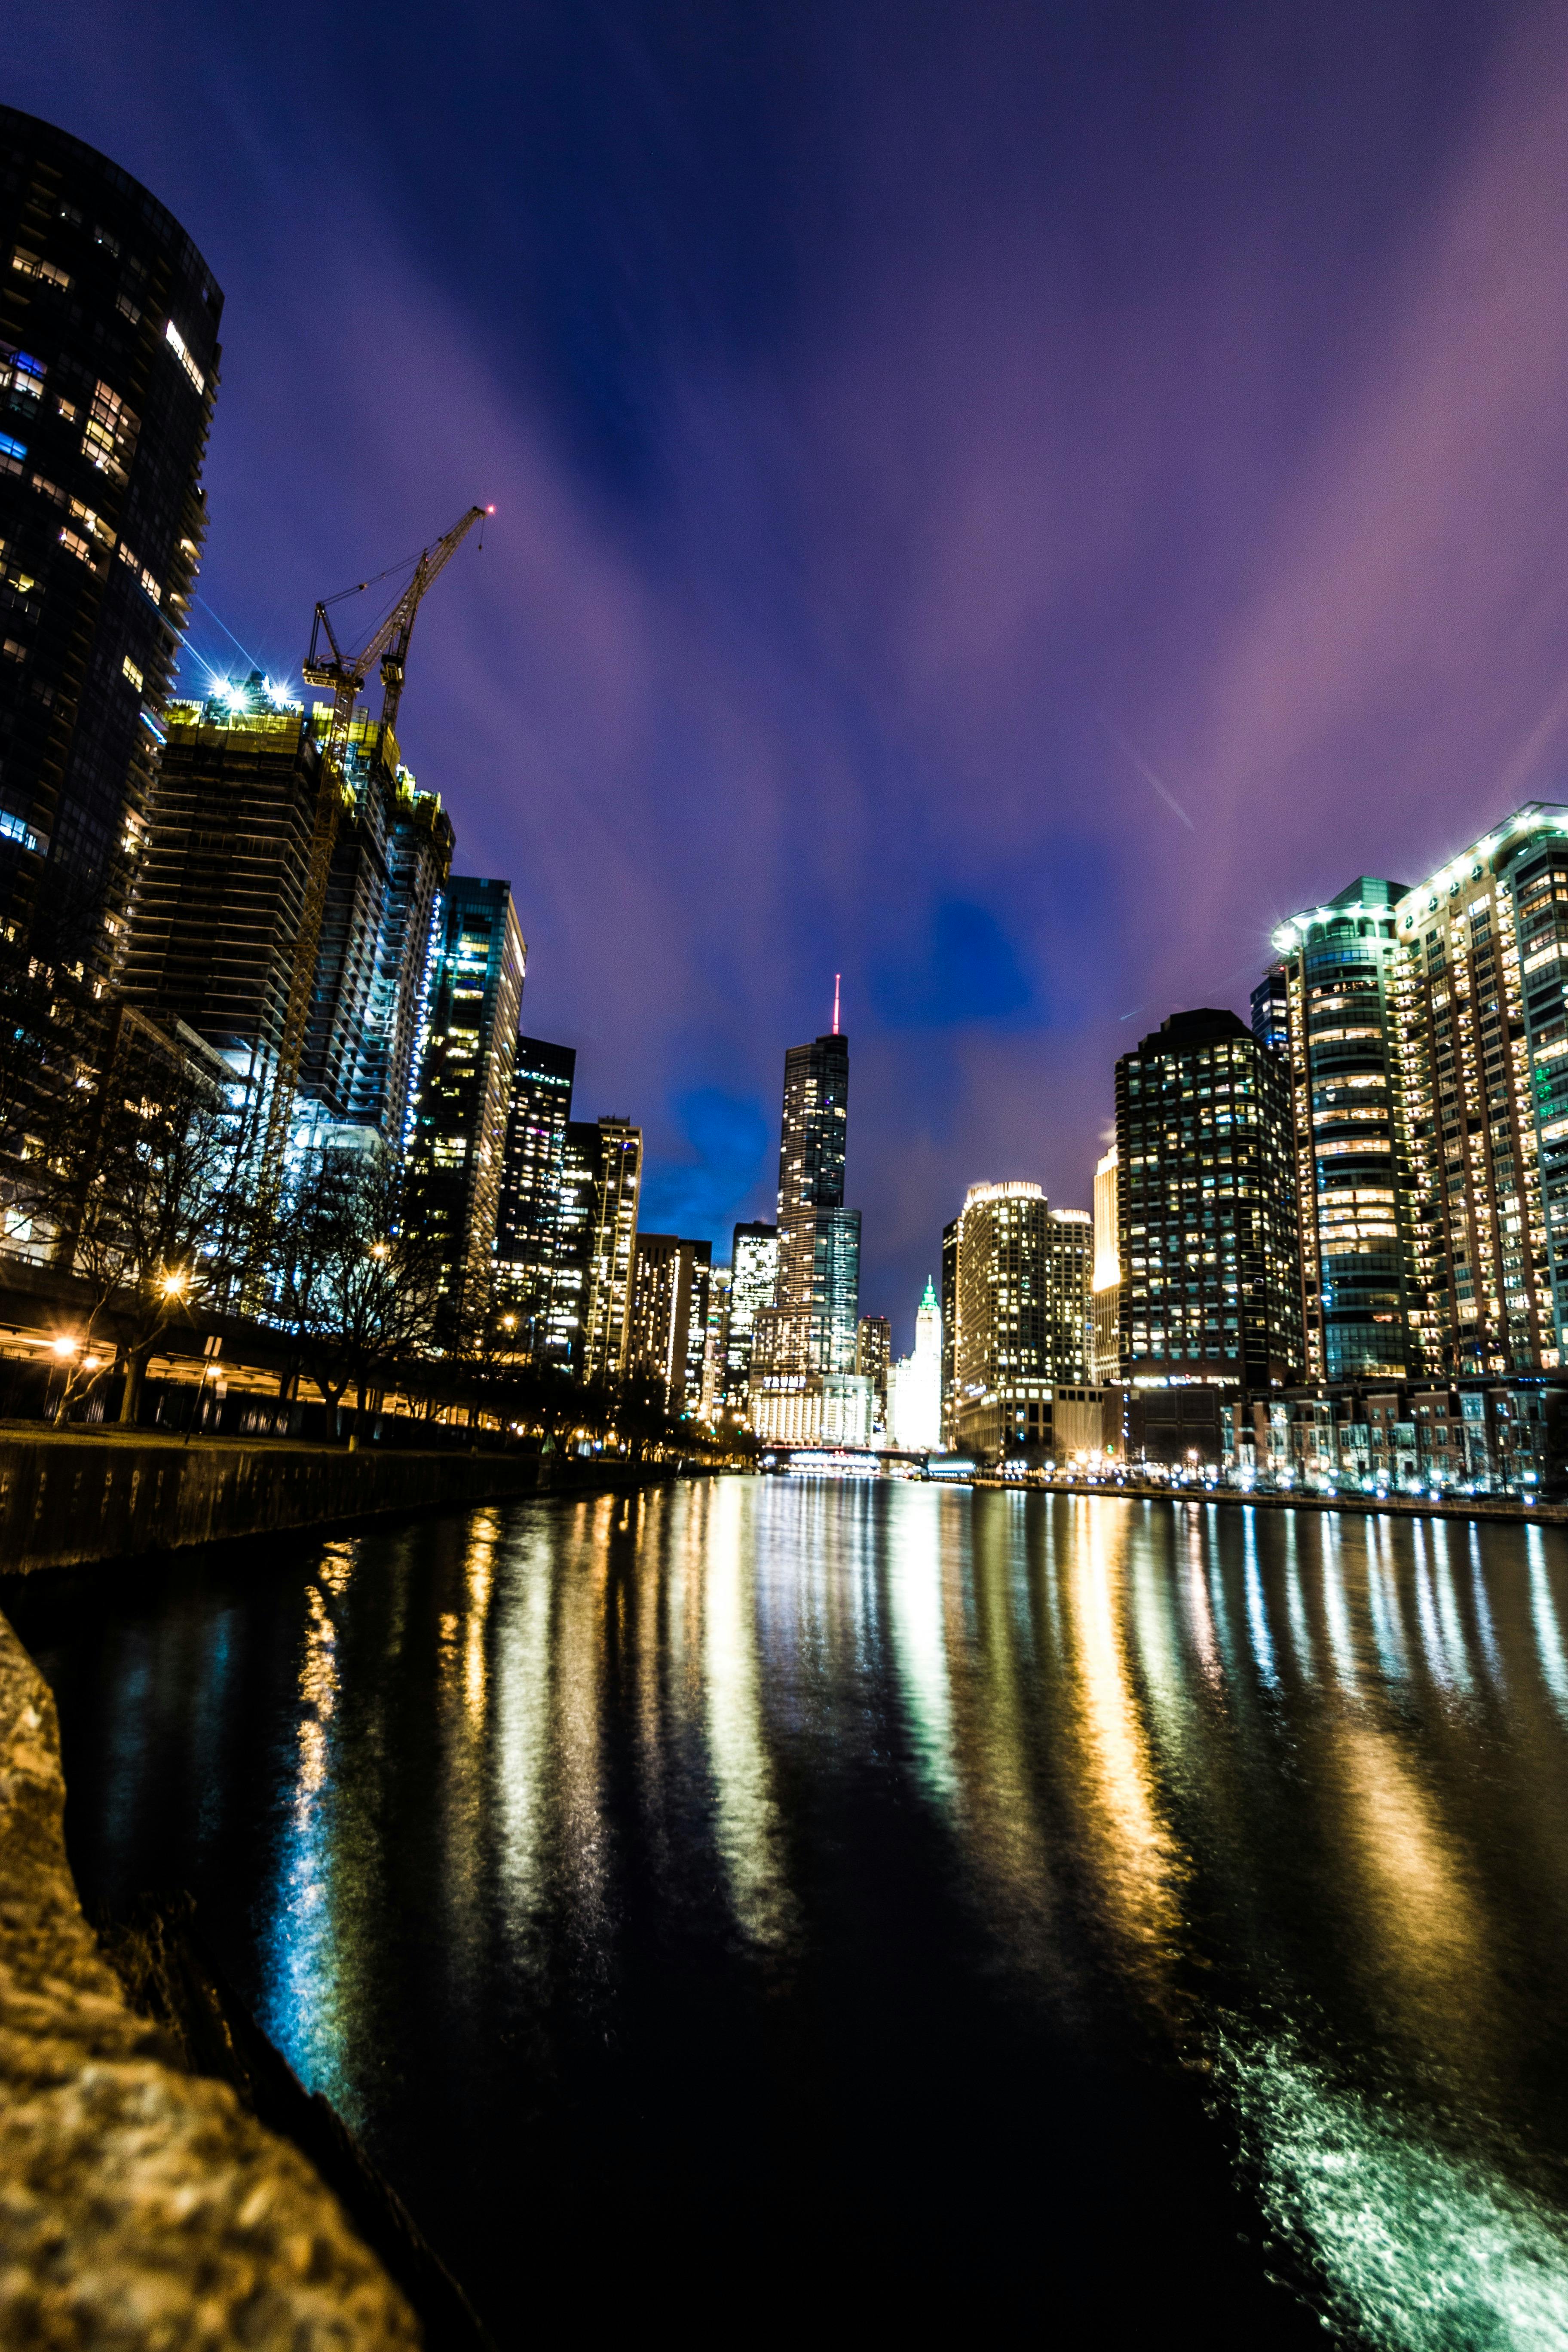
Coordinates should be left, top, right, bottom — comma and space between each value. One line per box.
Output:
832, 973, 841, 1035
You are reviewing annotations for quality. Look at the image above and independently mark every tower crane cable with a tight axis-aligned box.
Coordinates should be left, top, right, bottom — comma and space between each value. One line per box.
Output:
253, 502, 492, 1219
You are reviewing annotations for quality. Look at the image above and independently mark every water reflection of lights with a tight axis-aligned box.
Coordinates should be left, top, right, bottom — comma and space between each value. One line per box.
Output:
886, 1485, 957, 1809
1221, 2024, 1568, 2352
704, 1478, 793, 1949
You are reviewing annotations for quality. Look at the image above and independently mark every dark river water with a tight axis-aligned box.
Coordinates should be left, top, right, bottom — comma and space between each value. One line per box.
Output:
10, 1478, 1568, 2344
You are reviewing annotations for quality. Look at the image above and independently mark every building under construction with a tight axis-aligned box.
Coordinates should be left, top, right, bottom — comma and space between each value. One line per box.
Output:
122, 672, 452, 1157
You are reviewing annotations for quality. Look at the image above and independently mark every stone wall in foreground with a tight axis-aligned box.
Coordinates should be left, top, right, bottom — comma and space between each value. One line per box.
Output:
0, 1605, 419, 2346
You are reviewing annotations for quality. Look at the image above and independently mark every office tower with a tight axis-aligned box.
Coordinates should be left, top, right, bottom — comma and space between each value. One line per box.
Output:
493, 1035, 575, 1360
1046, 1207, 1093, 1382
405, 879, 526, 1319
940, 1218, 958, 1446
576, 1116, 642, 1386
1266, 877, 1421, 1381
723, 1219, 778, 1421
1250, 968, 1289, 1056
855, 1314, 891, 1433
699, 1262, 731, 1421
628, 1233, 711, 1415
949, 1182, 1058, 1461
1092, 1146, 1121, 1381
299, 710, 453, 1154
548, 1123, 598, 1376
0, 109, 220, 969
1115, 1007, 1302, 1385
121, 675, 320, 1093
889, 1278, 943, 1450
750, 1023, 861, 1442
1384, 806, 1568, 1373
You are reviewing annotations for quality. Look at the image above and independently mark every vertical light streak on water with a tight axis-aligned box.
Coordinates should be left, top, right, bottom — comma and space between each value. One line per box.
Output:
552, 1498, 612, 1963
1319, 1516, 1358, 1693
1242, 1510, 1278, 1691
1428, 1525, 1475, 1700
439, 1516, 500, 2012
1467, 1524, 1506, 1690
261, 1547, 354, 2116
886, 1485, 957, 1812
1283, 1516, 1316, 1685
493, 1521, 557, 1959
1063, 1497, 1186, 2009
1183, 1507, 1222, 1691
703, 1476, 794, 1950
1412, 1524, 1455, 1696
1364, 1517, 1407, 1686
1203, 1502, 1243, 1684
1526, 1526, 1568, 1720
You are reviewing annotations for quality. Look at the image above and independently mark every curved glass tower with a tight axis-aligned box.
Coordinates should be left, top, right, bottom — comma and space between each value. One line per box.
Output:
0, 108, 220, 963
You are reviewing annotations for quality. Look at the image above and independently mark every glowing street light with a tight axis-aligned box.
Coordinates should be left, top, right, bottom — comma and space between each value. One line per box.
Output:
159, 1269, 188, 1298
49, 1332, 79, 1359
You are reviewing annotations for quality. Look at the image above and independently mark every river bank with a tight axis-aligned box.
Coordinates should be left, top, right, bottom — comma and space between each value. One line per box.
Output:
0, 1602, 419, 2344
0, 1425, 702, 1575
965, 1472, 1568, 1525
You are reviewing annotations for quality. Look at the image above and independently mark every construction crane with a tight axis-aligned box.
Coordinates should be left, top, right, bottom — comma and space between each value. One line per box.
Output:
256, 502, 490, 1208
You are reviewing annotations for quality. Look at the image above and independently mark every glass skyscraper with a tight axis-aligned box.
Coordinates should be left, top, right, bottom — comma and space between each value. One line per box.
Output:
750, 1026, 862, 1442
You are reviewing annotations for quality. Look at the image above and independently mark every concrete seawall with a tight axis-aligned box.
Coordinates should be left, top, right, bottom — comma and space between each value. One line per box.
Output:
0, 1430, 682, 1576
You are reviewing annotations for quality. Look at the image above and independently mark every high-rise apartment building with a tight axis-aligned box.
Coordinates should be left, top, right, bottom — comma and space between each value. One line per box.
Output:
628, 1234, 712, 1416
0, 109, 220, 968
699, 1262, 731, 1422
750, 1025, 861, 1442
950, 1181, 1086, 1462
1114, 1008, 1301, 1385
298, 710, 452, 1155
1092, 1146, 1121, 1381
1271, 807, 1568, 1380
405, 878, 525, 1321
121, 676, 320, 1092
940, 1217, 958, 1446
723, 1219, 777, 1421
572, 1117, 641, 1387
494, 1035, 574, 1360
855, 1314, 891, 1433
889, 1279, 943, 1450
548, 1123, 599, 1378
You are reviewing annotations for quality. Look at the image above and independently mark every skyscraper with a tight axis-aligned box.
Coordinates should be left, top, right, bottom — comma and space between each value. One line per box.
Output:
1114, 1007, 1301, 1385
749, 1023, 861, 1442
855, 1314, 891, 1434
699, 1262, 732, 1423
405, 877, 525, 1322
723, 1219, 777, 1421
940, 1217, 958, 1446
0, 109, 221, 969
1092, 1146, 1121, 1381
628, 1234, 712, 1416
298, 710, 453, 1155
889, 1279, 943, 1450
494, 1035, 575, 1361
949, 1182, 1095, 1461
579, 1117, 642, 1387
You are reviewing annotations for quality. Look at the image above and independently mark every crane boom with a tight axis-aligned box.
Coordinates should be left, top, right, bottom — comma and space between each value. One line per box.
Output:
255, 503, 489, 1213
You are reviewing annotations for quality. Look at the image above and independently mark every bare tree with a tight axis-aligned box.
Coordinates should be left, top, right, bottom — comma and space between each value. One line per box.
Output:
269, 1150, 444, 1442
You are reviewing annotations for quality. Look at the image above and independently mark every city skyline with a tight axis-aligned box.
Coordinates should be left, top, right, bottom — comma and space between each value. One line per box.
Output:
16, 2, 1568, 1340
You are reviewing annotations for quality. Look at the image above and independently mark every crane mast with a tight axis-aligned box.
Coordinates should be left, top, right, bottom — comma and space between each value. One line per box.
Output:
255, 503, 489, 1210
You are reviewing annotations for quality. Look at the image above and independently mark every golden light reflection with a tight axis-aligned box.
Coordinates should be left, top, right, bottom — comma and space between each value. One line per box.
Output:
886, 1485, 957, 1810
703, 1478, 794, 1950
1061, 1496, 1186, 2008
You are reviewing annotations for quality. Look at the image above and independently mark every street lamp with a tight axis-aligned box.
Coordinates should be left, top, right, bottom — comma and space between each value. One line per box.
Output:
159, 1269, 187, 1299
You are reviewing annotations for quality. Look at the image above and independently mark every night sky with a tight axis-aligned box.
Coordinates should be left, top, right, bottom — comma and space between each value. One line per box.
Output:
14, 3, 1568, 1344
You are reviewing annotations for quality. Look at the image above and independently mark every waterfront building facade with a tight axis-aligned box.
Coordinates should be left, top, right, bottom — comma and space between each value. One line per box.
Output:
1092, 1146, 1121, 1381
940, 1217, 958, 1446
1265, 880, 1418, 1382
1114, 1007, 1301, 1386
950, 1180, 1078, 1463
405, 878, 525, 1323
579, 1117, 642, 1387
889, 1278, 943, 1450
723, 1219, 777, 1422
699, 1262, 731, 1422
493, 1035, 575, 1361
0, 108, 221, 971
628, 1233, 712, 1416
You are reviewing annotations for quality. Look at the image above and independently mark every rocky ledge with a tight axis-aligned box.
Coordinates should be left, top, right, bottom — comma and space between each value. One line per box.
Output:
0, 1607, 420, 2349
